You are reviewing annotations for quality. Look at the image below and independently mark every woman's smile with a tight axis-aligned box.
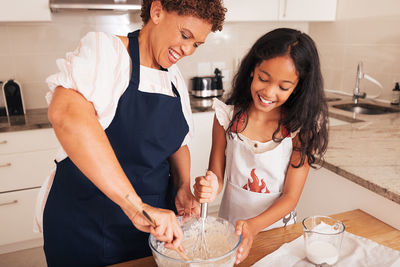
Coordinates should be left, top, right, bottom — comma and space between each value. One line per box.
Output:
168, 48, 181, 64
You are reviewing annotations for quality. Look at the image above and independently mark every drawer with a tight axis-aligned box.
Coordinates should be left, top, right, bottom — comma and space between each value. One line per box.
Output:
0, 128, 60, 155
0, 149, 57, 192
0, 189, 42, 246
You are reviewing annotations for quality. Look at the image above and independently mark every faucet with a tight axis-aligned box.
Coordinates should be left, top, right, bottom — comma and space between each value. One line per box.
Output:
353, 62, 367, 104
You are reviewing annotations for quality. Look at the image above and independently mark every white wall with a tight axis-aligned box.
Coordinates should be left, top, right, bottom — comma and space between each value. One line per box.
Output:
297, 167, 400, 230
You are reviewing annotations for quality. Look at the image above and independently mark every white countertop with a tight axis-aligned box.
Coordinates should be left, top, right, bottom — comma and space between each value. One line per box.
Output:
324, 94, 400, 205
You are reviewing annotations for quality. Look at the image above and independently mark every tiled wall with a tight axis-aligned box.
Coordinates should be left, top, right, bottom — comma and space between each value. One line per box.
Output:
309, 0, 400, 101
0, 10, 306, 109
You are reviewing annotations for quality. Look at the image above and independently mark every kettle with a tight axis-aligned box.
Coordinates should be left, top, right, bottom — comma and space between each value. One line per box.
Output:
2, 79, 25, 116
191, 68, 224, 98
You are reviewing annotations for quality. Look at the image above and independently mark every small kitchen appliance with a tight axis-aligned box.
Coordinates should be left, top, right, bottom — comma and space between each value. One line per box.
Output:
191, 68, 223, 98
0, 81, 6, 116
2, 79, 25, 116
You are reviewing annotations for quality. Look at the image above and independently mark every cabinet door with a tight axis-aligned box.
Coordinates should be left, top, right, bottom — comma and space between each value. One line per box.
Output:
279, 0, 337, 21
0, 128, 59, 155
225, 0, 279, 21
0, 149, 57, 192
188, 112, 224, 214
0, 0, 51, 22
0, 189, 42, 246
189, 112, 214, 179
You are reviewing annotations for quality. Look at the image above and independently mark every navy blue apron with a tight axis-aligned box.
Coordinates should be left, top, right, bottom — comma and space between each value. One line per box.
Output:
43, 30, 189, 267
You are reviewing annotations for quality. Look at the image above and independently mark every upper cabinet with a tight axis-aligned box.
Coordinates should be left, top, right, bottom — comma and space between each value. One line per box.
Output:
0, 0, 51, 22
225, 0, 337, 22
225, 0, 279, 21
279, 0, 337, 21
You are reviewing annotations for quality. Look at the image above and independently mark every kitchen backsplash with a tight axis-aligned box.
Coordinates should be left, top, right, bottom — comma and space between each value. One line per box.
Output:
309, 0, 400, 101
0, 0, 399, 109
0, 11, 306, 110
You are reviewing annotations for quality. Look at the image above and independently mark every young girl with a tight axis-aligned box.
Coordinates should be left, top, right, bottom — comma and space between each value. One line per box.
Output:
193, 28, 329, 264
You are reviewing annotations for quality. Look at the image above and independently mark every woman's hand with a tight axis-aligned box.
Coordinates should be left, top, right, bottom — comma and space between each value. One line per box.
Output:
234, 220, 256, 265
175, 184, 200, 217
193, 170, 219, 203
124, 203, 184, 250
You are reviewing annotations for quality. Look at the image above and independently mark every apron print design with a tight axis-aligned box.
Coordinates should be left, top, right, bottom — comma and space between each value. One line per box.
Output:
242, 168, 271, 193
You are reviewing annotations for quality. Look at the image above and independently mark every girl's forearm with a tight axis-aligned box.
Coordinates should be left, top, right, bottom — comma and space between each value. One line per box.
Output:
169, 145, 191, 189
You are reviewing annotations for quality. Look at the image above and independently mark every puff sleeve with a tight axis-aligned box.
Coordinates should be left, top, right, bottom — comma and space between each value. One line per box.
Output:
45, 32, 130, 130
212, 98, 234, 130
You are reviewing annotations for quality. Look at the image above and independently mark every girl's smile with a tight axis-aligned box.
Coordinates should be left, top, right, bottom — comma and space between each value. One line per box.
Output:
250, 56, 299, 114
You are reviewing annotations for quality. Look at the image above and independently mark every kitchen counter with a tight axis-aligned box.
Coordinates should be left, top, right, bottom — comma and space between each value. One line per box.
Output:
323, 95, 400, 205
0, 95, 216, 132
0, 108, 50, 133
109, 209, 400, 267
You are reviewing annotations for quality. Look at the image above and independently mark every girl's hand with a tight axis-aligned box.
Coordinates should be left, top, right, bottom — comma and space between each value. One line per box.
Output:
175, 184, 200, 217
193, 170, 219, 203
124, 203, 184, 250
234, 220, 255, 265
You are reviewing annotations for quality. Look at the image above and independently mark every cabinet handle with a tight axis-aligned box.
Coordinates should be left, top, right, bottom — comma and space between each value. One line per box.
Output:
0, 140, 7, 145
0, 163, 11, 168
0, 200, 18, 207
282, 0, 288, 18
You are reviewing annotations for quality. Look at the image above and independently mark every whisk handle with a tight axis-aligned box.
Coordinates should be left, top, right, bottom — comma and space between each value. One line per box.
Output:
200, 203, 208, 219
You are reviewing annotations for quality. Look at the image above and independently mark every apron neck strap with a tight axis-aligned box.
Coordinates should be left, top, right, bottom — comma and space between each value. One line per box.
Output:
128, 30, 140, 84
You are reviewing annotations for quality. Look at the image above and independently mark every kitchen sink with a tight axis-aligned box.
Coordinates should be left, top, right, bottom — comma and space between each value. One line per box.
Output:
332, 103, 400, 115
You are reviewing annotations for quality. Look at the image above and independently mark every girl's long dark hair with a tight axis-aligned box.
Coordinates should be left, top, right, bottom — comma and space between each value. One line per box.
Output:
226, 28, 328, 168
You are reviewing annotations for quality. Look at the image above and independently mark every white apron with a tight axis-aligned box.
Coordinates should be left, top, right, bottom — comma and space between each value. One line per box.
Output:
214, 98, 297, 231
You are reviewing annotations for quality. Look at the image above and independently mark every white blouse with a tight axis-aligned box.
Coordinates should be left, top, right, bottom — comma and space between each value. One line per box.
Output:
46, 31, 194, 162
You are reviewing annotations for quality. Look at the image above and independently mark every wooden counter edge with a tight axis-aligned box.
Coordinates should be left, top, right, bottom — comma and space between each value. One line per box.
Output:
111, 209, 400, 267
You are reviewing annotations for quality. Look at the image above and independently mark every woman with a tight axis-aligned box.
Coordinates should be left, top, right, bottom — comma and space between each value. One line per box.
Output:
35, 0, 226, 266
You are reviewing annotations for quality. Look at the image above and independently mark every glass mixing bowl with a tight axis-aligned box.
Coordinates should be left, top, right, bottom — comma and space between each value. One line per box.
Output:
149, 216, 241, 267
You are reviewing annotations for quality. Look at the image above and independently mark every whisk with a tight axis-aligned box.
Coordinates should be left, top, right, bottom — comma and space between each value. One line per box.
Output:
192, 202, 210, 259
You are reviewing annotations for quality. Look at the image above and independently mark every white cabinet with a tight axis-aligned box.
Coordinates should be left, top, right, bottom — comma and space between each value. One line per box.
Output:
0, 128, 59, 252
225, 0, 279, 21
188, 111, 223, 215
279, 0, 337, 21
225, 0, 337, 22
0, 0, 51, 22
0, 189, 42, 246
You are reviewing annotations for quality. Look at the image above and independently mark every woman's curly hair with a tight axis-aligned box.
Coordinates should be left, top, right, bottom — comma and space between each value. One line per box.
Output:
141, 0, 226, 32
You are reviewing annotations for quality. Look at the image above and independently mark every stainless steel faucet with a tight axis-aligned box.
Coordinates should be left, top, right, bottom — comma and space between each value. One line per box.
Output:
353, 62, 367, 104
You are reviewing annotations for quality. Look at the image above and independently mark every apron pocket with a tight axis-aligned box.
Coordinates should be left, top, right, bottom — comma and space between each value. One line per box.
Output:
103, 194, 160, 259
219, 181, 295, 230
